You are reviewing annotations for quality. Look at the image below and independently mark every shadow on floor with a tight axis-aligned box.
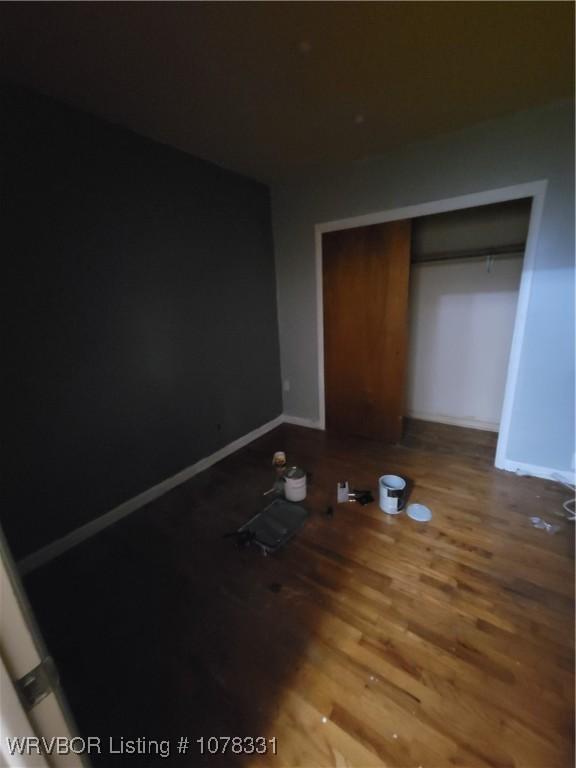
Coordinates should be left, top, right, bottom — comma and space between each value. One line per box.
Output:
24, 425, 354, 767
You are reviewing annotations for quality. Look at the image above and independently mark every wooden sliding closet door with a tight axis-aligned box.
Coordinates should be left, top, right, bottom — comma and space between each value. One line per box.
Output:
322, 220, 411, 441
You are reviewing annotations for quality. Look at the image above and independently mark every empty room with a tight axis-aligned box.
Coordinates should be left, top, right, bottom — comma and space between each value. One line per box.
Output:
1, 3, 574, 768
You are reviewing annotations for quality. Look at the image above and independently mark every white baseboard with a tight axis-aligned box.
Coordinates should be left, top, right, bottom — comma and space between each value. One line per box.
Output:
23, 410, 571, 575
282, 414, 323, 430
496, 458, 576, 485
406, 411, 499, 432
18, 414, 285, 576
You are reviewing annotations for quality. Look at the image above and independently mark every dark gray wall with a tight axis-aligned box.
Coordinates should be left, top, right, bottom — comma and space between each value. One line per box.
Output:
2, 84, 282, 559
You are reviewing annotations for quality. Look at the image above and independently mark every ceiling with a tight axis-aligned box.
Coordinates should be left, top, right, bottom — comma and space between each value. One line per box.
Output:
0, 2, 573, 182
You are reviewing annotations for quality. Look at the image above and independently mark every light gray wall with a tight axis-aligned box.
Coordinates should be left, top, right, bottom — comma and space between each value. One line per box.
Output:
272, 101, 574, 473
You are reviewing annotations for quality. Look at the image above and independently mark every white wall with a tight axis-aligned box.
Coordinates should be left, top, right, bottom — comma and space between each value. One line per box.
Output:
272, 100, 574, 475
407, 256, 523, 430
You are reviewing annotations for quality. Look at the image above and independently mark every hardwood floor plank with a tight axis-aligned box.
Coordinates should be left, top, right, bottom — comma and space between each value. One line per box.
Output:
23, 423, 574, 767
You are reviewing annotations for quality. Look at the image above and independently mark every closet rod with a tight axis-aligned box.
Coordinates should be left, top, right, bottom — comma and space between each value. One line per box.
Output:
412, 241, 526, 264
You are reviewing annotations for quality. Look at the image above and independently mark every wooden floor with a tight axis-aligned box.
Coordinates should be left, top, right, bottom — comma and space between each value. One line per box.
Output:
401, 418, 498, 466
25, 424, 574, 767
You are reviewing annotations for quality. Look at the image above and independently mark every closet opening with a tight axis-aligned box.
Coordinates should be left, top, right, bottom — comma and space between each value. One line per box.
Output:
402, 198, 531, 464
318, 186, 541, 472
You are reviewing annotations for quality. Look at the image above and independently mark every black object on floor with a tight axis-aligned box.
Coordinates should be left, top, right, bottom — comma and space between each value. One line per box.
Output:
235, 498, 309, 554
349, 489, 374, 505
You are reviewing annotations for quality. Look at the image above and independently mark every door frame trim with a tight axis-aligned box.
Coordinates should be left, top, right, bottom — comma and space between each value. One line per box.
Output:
314, 180, 548, 473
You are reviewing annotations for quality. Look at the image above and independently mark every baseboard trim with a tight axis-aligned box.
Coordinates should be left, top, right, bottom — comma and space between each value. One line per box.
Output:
406, 411, 499, 432
29, 411, 571, 574
282, 414, 323, 430
18, 414, 285, 576
496, 459, 575, 484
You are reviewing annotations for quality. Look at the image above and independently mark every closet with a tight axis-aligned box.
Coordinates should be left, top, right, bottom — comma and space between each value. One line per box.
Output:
322, 198, 532, 445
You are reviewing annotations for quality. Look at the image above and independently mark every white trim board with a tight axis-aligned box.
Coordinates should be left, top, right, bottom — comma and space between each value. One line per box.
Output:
314, 180, 548, 477
18, 415, 285, 576
283, 414, 323, 430
406, 412, 499, 432
499, 460, 575, 485
17, 409, 571, 575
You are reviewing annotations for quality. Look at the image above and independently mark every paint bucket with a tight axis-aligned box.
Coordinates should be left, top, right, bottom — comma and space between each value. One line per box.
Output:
284, 466, 307, 502
379, 474, 406, 515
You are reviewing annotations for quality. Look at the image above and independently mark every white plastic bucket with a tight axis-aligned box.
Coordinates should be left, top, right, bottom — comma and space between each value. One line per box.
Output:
379, 474, 406, 515
284, 467, 307, 502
